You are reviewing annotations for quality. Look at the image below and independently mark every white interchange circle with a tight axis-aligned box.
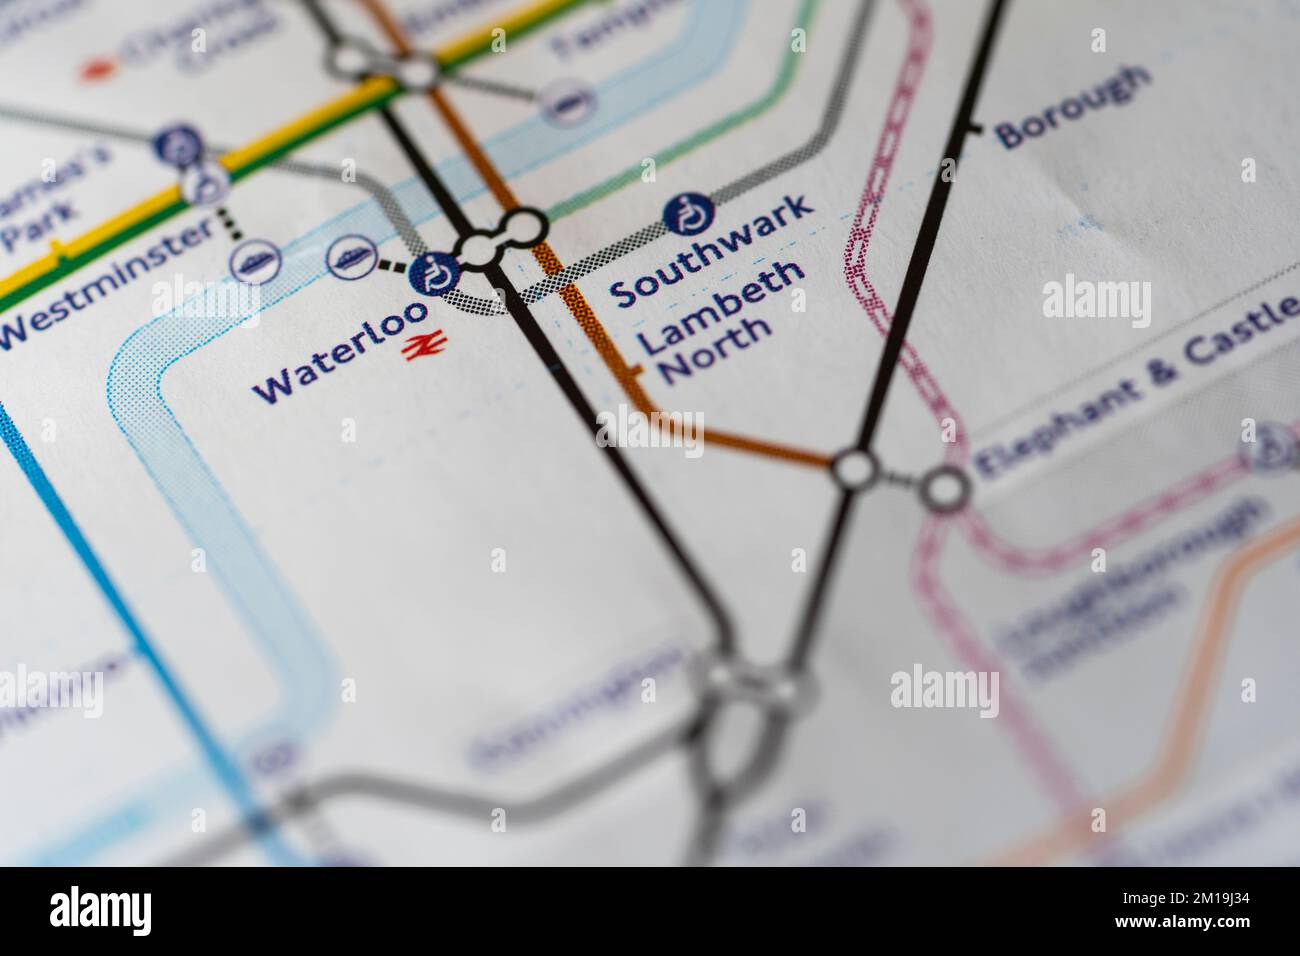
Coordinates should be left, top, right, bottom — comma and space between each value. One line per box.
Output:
396, 57, 440, 91
830, 448, 880, 493
458, 234, 498, 269
329, 43, 372, 79
455, 208, 549, 270
918, 464, 972, 514
503, 208, 546, 246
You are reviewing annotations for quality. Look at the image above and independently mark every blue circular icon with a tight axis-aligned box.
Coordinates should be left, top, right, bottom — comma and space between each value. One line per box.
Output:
540, 79, 597, 127
1240, 421, 1297, 474
408, 250, 460, 297
663, 192, 715, 237
180, 159, 230, 207
251, 740, 297, 776
153, 124, 204, 168
229, 239, 282, 286
327, 234, 378, 281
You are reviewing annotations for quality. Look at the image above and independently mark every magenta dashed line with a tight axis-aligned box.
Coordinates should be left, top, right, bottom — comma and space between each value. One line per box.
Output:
911, 518, 1088, 811
844, 1, 1245, 566
842, 0, 965, 464
959, 455, 1249, 574
844, 0, 1270, 814
844, 0, 1087, 812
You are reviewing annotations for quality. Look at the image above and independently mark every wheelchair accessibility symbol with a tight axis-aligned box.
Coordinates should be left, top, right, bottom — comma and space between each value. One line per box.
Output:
408, 251, 460, 297
180, 159, 231, 207
153, 124, 204, 168
1240, 421, 1298, 474
662, 191, 715, 237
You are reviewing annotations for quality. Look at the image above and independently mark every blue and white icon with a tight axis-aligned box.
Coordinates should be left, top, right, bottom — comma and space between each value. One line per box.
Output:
153, 124, 204, 169
180, 158, 231, 207
1241, 421, 1297, 474
326, 234, 379, 281
229, 239, 282, 286
408, 250, 460, 297
662, 192, 715, 237
540, 79, 597, 127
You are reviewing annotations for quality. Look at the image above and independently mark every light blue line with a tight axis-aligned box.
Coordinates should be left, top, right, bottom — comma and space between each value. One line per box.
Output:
470, 0, 746, 183
107, 254, 342, 748
0, 401, 303, 866
312, 0, 748, 244
42, 0, 748, 864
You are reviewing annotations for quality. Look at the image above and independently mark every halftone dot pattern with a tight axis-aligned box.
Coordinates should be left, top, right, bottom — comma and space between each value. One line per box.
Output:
0, 103, 441, 275
107, 234, 347, 758
81, 0, 872, 838
0, 0, 747, 323
87, 3, 783, 784
522, 222, 667, 304
497, 0, 877, 312
274, 158, 431, 259
444, 288, 506, 314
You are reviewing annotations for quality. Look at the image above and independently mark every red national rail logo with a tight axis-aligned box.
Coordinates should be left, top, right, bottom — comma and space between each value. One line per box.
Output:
402, 330, 448, 360
78, 56, 118, 82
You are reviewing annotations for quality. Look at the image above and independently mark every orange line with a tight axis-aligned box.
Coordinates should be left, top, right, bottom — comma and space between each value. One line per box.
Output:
358, 0, 831, 469
359, 0, 523, 210
430, 88, 522, 209
359, 0, 414, 53
992, 512, 1300, 866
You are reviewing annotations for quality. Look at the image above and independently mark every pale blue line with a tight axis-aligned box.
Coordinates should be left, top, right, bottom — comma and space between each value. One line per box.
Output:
0, 402, 303, 866
362, 0, 747, 231
40, 0, 748, 864
108, 254, 341, 748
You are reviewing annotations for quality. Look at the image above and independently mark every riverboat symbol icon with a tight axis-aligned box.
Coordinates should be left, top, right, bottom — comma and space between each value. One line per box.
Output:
326, 234, 379, 280
229, 239, 282, 286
